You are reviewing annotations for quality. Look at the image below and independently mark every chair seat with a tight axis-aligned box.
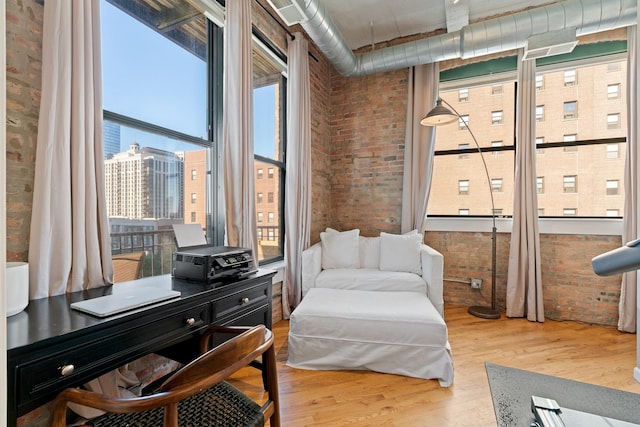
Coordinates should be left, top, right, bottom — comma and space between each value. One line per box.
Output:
87, 381, 264, 427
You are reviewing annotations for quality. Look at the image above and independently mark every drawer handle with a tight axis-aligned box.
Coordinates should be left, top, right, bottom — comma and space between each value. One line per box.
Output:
241, 297, 250, 305
59, 364, 75, 377
186, 317, 196, 326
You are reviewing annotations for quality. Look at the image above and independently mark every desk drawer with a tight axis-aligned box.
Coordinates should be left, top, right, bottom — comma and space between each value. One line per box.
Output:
213, 282, 269, 322
15, 303, 208, 409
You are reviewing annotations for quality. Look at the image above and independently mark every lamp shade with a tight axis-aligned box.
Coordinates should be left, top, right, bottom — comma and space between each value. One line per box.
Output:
420, 98, 458, 126
6, 262, 29, 317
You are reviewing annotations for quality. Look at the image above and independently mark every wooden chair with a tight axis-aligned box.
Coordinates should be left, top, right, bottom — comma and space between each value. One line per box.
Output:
111, 251, 146, 283
51, 325, 281, 427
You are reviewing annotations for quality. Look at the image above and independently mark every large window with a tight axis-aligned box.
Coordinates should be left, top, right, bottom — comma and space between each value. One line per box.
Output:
429, 48, 626, 219
253, 41, 286, 262
102, 0, 287, 274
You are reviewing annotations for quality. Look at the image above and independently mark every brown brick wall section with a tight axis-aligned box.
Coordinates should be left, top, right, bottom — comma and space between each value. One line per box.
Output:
330, 68, 409, 236
6, 0, 42, 262
426, 231, 623, 326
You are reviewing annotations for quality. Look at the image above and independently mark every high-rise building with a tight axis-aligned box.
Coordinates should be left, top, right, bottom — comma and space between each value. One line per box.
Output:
105, 142, 184, 220
103, 121, 121, 159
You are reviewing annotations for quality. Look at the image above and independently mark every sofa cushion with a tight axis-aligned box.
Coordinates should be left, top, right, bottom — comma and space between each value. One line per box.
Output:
315, 268, 427, 293
359, 236, 380, 269
320, 228, 360, 269
379, 231, 422, 275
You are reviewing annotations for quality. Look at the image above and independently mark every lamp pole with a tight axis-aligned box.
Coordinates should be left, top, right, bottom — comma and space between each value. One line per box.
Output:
422, 98, 500, 319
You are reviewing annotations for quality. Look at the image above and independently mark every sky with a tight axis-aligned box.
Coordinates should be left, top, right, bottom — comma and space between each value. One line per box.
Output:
101, 0, 277, 158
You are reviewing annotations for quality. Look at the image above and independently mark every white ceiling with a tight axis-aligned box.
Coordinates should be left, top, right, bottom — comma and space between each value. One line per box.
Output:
321, 0, 565, 50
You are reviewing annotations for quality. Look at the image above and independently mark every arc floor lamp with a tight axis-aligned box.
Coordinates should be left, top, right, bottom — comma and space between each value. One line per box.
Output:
421, 98, 500, 319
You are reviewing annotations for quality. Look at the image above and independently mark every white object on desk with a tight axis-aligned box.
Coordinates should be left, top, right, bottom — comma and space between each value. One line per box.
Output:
6, 262, 29, 317
71, 287, 181, 317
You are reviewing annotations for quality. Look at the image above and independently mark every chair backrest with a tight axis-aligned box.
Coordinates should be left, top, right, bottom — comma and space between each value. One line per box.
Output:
112, 251, 145, 283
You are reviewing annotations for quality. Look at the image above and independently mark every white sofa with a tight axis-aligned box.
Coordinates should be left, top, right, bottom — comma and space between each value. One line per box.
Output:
287, 229, 454, 386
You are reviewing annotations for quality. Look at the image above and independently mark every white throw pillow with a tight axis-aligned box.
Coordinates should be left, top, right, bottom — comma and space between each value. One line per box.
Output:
359, 236, 381, 269
320, 229, 360, 269
379, 231, 422, 275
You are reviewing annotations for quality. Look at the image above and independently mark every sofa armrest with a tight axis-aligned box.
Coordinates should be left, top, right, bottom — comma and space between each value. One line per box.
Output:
421, 244, 444, 318
301, 242, 322, 298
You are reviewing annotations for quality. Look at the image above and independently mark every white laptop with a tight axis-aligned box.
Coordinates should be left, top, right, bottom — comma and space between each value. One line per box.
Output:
71, 287, 181, 318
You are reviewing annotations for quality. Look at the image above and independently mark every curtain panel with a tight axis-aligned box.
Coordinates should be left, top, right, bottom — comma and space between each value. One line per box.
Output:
282, 33, 312, 318
29, 0, 112, 299
401, 63, 439, 234
619, 24, 637, 333
222, 0, 258, 264
506, 51, 544, 322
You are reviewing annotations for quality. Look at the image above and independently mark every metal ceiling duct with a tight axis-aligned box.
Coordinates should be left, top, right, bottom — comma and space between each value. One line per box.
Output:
294, 0, 637, 77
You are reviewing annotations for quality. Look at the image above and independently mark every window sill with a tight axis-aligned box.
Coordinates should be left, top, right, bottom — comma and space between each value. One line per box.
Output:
426, 216, 622, 236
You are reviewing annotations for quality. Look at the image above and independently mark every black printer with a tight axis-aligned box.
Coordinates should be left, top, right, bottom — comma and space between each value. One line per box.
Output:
172, 246, 254, 282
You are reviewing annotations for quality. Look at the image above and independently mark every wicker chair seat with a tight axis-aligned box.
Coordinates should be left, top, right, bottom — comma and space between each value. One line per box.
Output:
86, 381, 263, 427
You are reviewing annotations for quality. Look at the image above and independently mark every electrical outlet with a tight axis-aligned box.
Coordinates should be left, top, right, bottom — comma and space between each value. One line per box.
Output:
470, 278, 482, 289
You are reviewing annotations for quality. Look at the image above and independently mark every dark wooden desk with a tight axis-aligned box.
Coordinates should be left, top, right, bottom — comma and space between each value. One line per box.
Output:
7, 270, 275, 427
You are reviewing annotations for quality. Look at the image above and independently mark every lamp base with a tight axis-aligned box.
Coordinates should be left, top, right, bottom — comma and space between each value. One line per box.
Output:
468, 305, 500, 320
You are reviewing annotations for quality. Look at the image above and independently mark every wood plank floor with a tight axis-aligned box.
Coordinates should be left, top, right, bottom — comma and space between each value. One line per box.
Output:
230, 305, 640, 426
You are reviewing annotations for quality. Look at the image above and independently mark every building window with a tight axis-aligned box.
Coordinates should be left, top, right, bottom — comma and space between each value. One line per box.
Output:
491, 178, 503, 192
563, 134, 577, 152
458, 180, 469, 195
268, 212, 274, 223
563, 208, 577, 216
607, 143, 619, 159
257, 168, 263, 179
268, 229, 275, 241
493, 208, 503, 216
491, 84, 503, 95
606, 209, 620, 217
190, 211, 196, 222
491, 110, 503, 125
268, 168, 274, 179
564, 101, 577, 119
536, 137, 544, 154
458, 88, 469, 102
191, 169, 197, 180
538, 208, 545, 216
564, 69, 577, 86
563, 175, 577, 193
459, 209, 469, 215
536, 105, 544, 122
268, 192, 274, 203
537, 177, 544, 194
536, 75, 544, 90
606, 180, 619, 195
491, 140, 503, 156
458, 143, 470, 159
257, 192, 263, 203
607, 83, 620, 99
458, 115, 469, 130
607, 113, 621, 129
257, 212, 263, 223
257, 229, 263, 240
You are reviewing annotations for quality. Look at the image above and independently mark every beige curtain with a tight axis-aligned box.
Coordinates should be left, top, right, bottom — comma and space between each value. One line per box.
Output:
282, 33, 312, 317
222, 0, 258, 264
28, 1, 133, 419
401, 63, 439, 234
29, 0, 112, 299
619, 25, 637, 333
506, 50, 544, 322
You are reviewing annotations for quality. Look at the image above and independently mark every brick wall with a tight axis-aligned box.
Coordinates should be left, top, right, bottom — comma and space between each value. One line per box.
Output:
6, 0, 41, 262
426, 231, 623, 325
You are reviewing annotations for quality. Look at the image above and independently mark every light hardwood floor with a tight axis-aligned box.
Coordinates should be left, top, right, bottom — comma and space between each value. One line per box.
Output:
230, 305, 640, 426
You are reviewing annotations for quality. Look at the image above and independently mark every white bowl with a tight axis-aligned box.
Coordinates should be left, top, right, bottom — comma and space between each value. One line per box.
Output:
6, 262, 29, 317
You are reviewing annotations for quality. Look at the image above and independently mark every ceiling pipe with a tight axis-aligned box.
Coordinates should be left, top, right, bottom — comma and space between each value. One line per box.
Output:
295, 0, 637, 77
